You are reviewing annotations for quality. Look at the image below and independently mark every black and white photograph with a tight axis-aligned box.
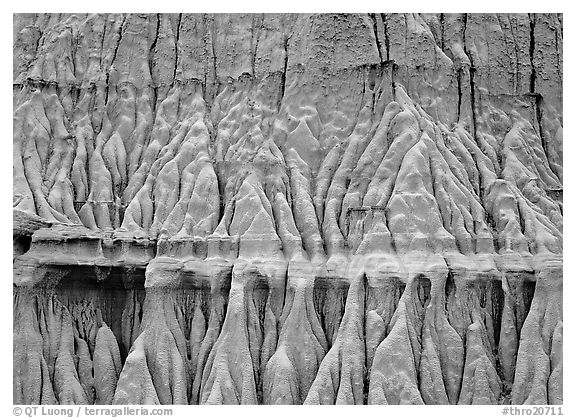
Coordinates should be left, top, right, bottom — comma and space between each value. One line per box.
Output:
9, 6, 567, 415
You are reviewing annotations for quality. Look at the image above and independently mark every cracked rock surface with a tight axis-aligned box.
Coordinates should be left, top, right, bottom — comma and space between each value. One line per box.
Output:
13, 13, 562, 405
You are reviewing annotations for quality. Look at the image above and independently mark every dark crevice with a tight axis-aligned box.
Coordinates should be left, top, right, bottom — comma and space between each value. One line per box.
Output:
516, 198, 526, 236
414, 275, 431, 322
529, 14, 536, 94
444, 270, 456, 313
104, 71, 110, 107
484, 211, 500, 253
506, 274, 536, 341
104, 15, 126, 106
151, 85, 158, 117
369, 14, 383, 63
380, 13, 390, 61
439, 13, 445, 52
462, 13, 477, 138
278, 35, 290, 110
69, 27, 77, 79
362, 274, 369, 405
491, 279, 505, 349
313, 278, 349, 348
13, 234, 32, 258
390, 61, 397, 101
109, 15, 125, 73
519, 279, 536, 335
248, 276, 269, 404
55, 266, 146, 361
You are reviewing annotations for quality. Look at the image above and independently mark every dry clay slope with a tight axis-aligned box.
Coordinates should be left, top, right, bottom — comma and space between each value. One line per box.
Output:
13, 13, 562, 405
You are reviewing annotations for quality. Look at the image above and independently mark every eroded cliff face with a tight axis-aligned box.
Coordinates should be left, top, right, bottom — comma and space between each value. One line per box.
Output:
13, 13, 562, 405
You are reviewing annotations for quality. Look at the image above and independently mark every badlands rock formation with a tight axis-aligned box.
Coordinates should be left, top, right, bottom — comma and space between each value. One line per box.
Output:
13, 13, 562, 405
